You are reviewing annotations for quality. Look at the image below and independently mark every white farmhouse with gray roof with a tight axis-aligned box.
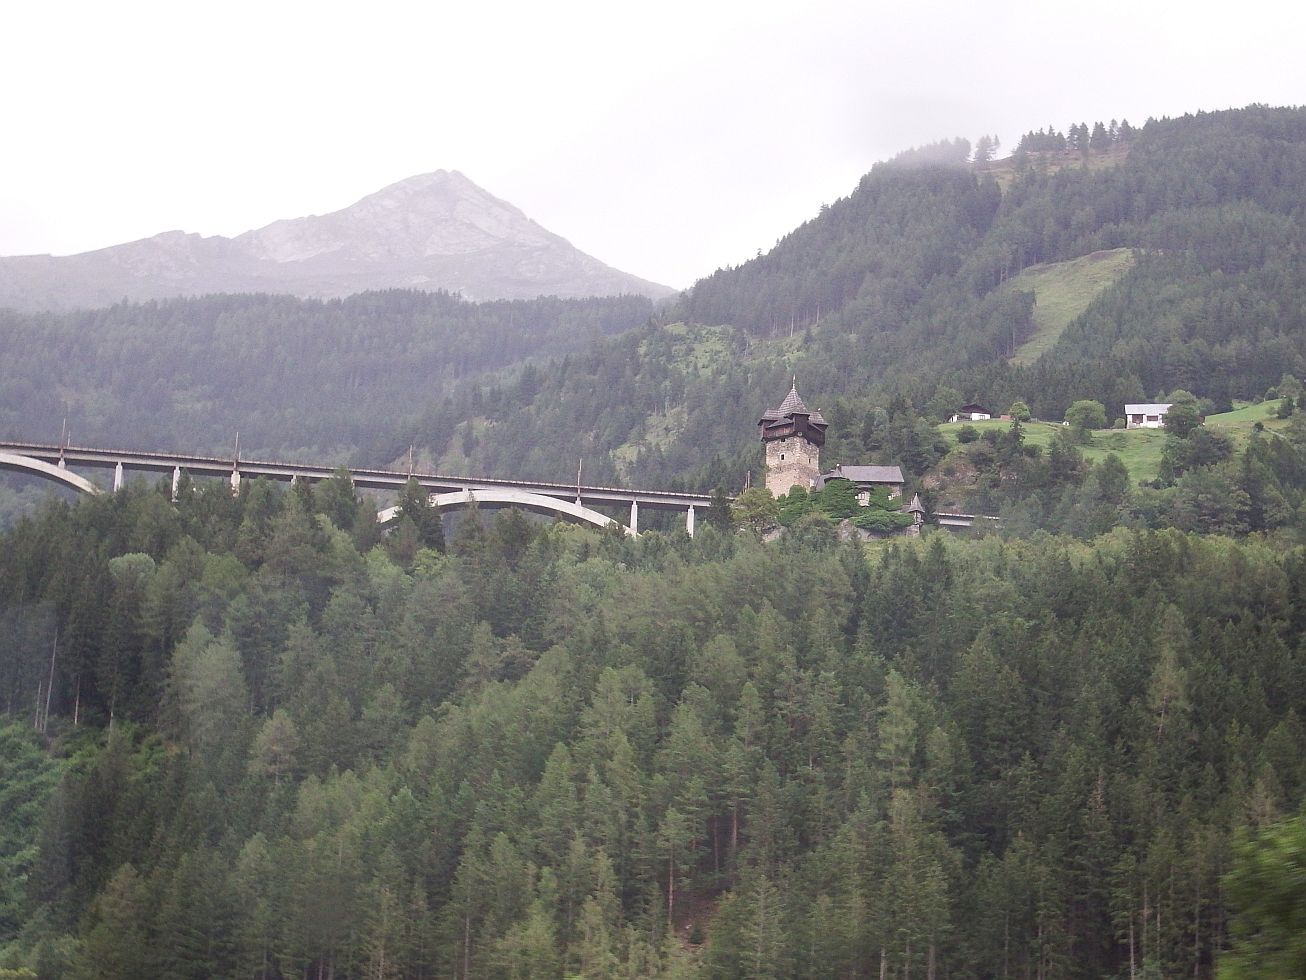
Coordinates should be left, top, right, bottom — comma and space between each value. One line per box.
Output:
1125, 403, 1172, 429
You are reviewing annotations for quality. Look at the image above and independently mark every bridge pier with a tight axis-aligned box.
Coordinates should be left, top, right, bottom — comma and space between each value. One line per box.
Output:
113, 462, 124, 492
230, 467, 241, 494
686, 505, 695, 537
171, 467, 181, 501
629, 500, 639, 535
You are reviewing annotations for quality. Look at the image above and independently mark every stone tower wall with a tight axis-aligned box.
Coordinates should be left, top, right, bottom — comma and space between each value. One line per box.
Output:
764, 436, 820, 496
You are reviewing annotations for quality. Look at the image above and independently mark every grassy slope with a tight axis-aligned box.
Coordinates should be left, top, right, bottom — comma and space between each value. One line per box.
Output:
938, 419, 1166, 484
937, 401, 1292, 485
1007, 249, 1136, 365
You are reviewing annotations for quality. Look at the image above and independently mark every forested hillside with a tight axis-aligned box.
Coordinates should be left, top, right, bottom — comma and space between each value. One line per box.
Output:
0, 290, 654, 459
681, 104, 1306, 417
365, 106, 1306, 497
3, 480, 1306, 977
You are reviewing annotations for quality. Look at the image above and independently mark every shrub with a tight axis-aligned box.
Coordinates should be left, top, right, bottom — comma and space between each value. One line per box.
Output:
1163, 389, 1202, 437
1065, 399, 1107, 431
1112, 417, 1126, 429
852, 509, 915, 531
957, 425, 979, 444
816, 479, 860, 520
777, 486, 812, 526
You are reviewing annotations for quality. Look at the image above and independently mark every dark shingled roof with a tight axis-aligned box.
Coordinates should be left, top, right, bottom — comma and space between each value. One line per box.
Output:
816, 464, 905, 488
906, 492, 926, 514
761, 383, 827, 426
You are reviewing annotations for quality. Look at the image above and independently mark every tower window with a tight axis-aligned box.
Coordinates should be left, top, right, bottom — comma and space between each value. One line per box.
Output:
780, 453, 785, 460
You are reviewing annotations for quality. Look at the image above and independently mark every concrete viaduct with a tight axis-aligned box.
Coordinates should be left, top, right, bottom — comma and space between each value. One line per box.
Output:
0, 441, 714, 537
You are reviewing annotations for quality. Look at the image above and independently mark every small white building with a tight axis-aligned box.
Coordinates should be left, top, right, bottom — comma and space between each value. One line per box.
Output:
949, 403, 992, 422
1125, 403, 1172, 429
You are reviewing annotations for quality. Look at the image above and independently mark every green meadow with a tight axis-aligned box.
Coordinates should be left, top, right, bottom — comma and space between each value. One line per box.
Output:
938, 400, 1291, 484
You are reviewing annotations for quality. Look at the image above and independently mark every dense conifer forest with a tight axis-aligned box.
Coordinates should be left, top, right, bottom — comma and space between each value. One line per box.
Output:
0, 291, 654, 459
3, 479, 1306, 977
7, 104, 1306, 977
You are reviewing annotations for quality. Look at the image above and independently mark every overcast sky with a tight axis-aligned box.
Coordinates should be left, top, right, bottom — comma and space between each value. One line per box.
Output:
3, 1, 1304, 289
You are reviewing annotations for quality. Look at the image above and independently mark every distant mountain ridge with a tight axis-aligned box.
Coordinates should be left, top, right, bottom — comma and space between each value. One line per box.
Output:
0, 170, 674, 311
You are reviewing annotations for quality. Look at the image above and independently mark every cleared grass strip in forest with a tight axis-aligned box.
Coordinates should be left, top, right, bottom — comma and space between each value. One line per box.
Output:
1007, 248, 1135, 365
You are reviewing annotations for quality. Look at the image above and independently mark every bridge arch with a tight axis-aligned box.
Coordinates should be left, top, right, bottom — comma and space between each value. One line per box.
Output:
379, 488, 635, 536
0, 451, 103, 496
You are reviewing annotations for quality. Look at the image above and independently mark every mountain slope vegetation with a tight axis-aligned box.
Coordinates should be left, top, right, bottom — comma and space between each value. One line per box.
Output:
1004, 248, 1135, 365
3, 481, 1305, 977
0, 290, 654, 461
409, 106, 1306, 493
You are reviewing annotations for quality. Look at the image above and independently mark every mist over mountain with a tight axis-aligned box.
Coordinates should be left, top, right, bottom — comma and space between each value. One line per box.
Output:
0, 170, 674, 311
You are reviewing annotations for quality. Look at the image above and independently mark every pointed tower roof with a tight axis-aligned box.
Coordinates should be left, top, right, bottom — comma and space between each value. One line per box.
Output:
759, 379, 828, 447
906, 492, 926, 515
776, 382, 809, 416
760, 380, 826, 425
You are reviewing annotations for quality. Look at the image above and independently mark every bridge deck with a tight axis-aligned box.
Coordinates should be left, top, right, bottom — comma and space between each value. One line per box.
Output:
0, 441, 715, 511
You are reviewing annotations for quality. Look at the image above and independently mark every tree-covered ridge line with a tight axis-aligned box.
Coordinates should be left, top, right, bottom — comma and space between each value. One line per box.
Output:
2, 475, 1306, 976
1011, 117, 1136, 158
0, 290, 655, 462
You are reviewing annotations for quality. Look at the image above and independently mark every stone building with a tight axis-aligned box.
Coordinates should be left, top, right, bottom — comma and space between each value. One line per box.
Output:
759, 381, 827, 496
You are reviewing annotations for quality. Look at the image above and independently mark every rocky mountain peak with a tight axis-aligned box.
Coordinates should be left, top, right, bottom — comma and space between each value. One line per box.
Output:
0, 173, 673, 311
235, 170, 559, 265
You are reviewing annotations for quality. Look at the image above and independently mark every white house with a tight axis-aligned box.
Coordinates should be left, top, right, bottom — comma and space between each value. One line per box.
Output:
949, 403, 992, 422
1125, 403, 1172, 429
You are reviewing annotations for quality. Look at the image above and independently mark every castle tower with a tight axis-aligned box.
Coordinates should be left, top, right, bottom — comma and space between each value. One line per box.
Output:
759, 380, 827, 496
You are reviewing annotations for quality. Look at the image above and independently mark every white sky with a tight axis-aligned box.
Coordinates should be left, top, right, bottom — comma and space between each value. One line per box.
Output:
2, 0, 1304, 289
